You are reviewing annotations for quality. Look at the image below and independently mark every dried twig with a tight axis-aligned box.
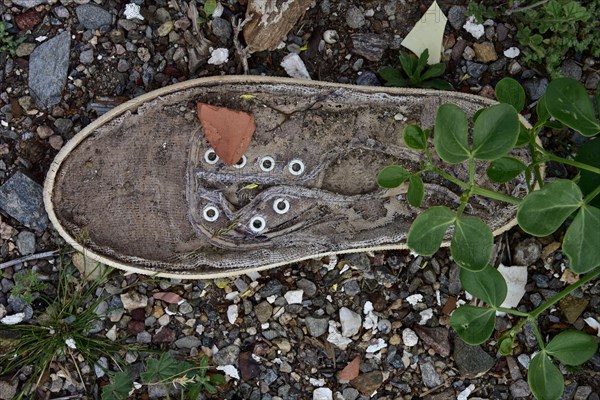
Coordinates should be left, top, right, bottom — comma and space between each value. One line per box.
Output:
0, 250, 59, 270
233, 15, 251, 75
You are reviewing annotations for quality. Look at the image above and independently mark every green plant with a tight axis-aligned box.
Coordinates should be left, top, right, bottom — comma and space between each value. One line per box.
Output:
196, 0, 218, 27
0, 258, 133, 398
379, 49, 452, 90
11, 269, 47, 305
102, 352, 225, 400
377, 77, 600, 400
0, 21, 23, 56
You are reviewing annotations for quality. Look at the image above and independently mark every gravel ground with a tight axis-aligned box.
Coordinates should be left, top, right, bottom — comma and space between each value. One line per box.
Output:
1, 0, 599, 399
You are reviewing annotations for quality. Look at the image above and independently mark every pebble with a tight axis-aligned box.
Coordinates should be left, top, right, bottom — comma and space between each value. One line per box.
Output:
174, 336, 201, 349
28, 31, 70, 108
120, 291, 148, 310
280, 53, 310, 80
448, 5, 467, 30
49, 135, 64, 150
79, 49, 94, 65
117, 59, 131, 72
213, 344, 240, 366
284, 289, 304, 304
313, 387, 332, 400
463, 16, 485, 39
462, 46, 475, 61
473, 42, 498, 63
504, 47, 520, 59
356, 71, 380, 86
420, 361, 444, 388
16, 231, 36, 255
466, 61, 488, 79
346, 6, 365, 29
305, 316, 329, 337
508, 60, 522, 75
0, 172, 48, 231
350, 33, 388, 62
513, 238, 542, 266
76, 4, 112, 30
339, 307, 361, 337
561, 59, 583, 81
0, 380, 18, 400
453, 338, 495, 376
574, 386, 593, 400
297, 278, 317, 297
523, 78, 548, 101
342, 388, 360, 400
212, 17, 232, 44
260, 280, 284, 297
351, 371, 383, 396
255, 301, 273, 323
402, 328, 419, 347
15, 43, 36, 57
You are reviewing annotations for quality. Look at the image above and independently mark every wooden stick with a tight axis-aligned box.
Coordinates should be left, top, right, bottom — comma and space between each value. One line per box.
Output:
0, 250, 59, 270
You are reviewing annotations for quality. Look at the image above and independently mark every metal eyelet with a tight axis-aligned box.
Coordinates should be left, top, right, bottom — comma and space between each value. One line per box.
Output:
204, 149, 219, 164
288, 159, 305, 176
259, 156, 275, 172
234, 155, 247, 169
273, 198, 290, 214
202, 205, 219, 222
249, 216, 266, 233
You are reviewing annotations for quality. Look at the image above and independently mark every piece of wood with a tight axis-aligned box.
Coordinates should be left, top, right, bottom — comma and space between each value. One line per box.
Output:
197, 103, 256, 165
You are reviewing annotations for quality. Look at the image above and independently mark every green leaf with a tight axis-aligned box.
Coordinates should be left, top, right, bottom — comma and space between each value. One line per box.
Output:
528, 352, 564, 400
517, 180, 583, 236
399, 52, 417, 80
416, 49, 429, 76
562, 205, 600, 274
471, 103, 520, 160
141, 352, 182, 383
451, 216, 493, 271
210, 373, 226, 385
407, 175, 424, 207
379, 67, 407, 87
537, 94, 550, 122
495, 78, 526, 112
450, 306, 496, 345
472, 109, 484, 123
403, 125, 427, 150
460, 265, 508, 307
574, 138, 600, 208
434, 104, 470, 164
377, 165, 411, 188
102, 371, 133, 400
487, 157, 526, 183
596, 80, 600, 116
421, 63, 446, 81
417, 79, 452, 90
546, 330, 599, 366
407, 206, 455, 256
498, 335, 514, 356
545, 78, 600, 137
204, 0, 217, 16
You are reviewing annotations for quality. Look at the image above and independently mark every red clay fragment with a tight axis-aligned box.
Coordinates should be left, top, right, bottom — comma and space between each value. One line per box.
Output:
337, 355, 361, 383
197, 103, 256, 165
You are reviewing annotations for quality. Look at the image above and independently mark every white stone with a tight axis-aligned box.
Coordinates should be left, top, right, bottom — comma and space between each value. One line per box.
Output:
0, 312, 25, 325
406, 294, 423, 305
458, 384, 475, 400
419, 308, 434, 325
309, 378, 325, 387
463, 16, 485, 39
124, 3, 143, 20
504, 47, 520, 59
498, 264, 527, 309
120, 291, 148, 310
584, 317, 600, 336
280, 53, 311, 80
363, 301, 378, 330
106, 325, 118, 341
211, 2, 224, 18
518, 353, 531, 369
216, 365, 240, 380
94, 357, 108, 378
65, 338, 77, 349
323, 30, 339, 44
227, 304, 238, 325
327, 321, 353, 350
366, 338, 387, 353
402, 328, 419, 347
313, 387, 333, 400
339, 307, 361, 337
208, 48, 229, 65
284, 289, 304, 304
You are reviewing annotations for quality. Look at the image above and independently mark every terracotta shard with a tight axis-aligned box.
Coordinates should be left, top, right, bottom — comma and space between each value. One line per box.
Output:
337, 355, 361, 383
197, 103, 256, 165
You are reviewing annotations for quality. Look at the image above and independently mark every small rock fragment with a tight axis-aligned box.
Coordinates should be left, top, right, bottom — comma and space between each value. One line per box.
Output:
420, 361, 444, 388
280, 53, 311, 80
337, 356, 360, 383
340, 307, 361, 337
350, 33, 388, 62
504, 47, 520, 59
76, 4, 113, 30
498, 264, 527, 309
16, 231, 36, 255
453, 337, 495, 376
346, 6, 365, 29
350, 371, 384, 397
213, 344, 240, 366
305, 316, 329, 337
28, 31, 70, 108
284, 289, 303, 305
120, 291, 148, 310
313, 387, 333, 400
473, 42, 498, 63
239, 351, 260, 381
0, 172, 48, 230
216, 365, 240, 380
463, 16, 484, 39
227, 304, 238, 325
124, 3, 144, 20
402, 328, 419, 347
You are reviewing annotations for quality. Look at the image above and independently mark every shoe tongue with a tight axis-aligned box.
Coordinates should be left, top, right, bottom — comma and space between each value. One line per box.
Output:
197, 103, 256, 165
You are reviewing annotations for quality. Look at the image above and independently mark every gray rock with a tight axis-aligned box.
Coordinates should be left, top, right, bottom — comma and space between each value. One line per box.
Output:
213, 344, 240, 366
560, 60, 583, 81
136, 331, 152, 344
344, 252, 371, 272
29, 31, 70, 108
305, 316, 329, 337
12, 0, 47, 7
120, 291, 148, 310
510, 380, 531, 397
574, 386, 593, 400
16, 231, 36, 255
339, 307, 361, 337
346, 6, 365, 29
466, 61, 488, 79
513, 238, 542, 266
117, 59, 131, 72
562, 383, 578, 400
496, 23, 509, 41
420, 361, 443, 388
79, 49, 94, 65
0, 172, 48, 231
356, 71, 381, 86
342, 388, 360, 400
174, 336, 201, 349
448, 6, 467, 30
523, 78, 548, 101
255, 301, 273, 323
260, 280, 284, 297
351, 34, 388, 62
0, 380, 18, 400
76, 4, 113, 30
297, 278, 317, 297
8, 296, 27, 313
54, 118, 73, 135
212, 17, 232, 45
343, 279, 361, 296
453, 337, 495, 376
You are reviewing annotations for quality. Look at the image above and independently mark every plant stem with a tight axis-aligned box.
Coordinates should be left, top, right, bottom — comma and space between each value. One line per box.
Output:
540, 151, 600, 176
505, 0, 550, 15
530, 321, 546, 349
496, 307, 530, 317
584, 184, 600, 204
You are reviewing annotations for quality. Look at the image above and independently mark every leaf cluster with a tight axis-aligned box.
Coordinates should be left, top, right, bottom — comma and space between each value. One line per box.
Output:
102, 352, 225, 400
11, 269, 48, 305
196, 0, 218, 27
0, 21, 23, 56
379, 49, 452, 90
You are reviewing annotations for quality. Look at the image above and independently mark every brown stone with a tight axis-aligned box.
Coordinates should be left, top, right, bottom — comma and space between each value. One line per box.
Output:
243, 0, 314, 52
473, 42, 498, 63
559, 295, 589, 324
15, 9, 42, 31
197, 103, 256, 165
351, 371, 384, 396
337, 355, 360, 383
152, 327, 176, 343
414, 326, 450, 357
239, 351, 260, 381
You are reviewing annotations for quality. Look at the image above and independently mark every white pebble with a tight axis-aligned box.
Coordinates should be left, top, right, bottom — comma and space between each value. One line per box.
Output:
124, 3, 144, 20
0, 312, 25, 325
504, 47, 520, 59
208, 48, 229, 65
463, 16, 485, 39
402, 328, 419, 347
284, 289, 304, 304
419, 308, 434, 325
280, 53, 311, 80
406, 294, 423, 305
366, 338, 387, 353
323, 30, 339, 44
216, 365, 240, 380
457, 384, 476, 400
313, 387, 333, 400
227, 304, 238, 325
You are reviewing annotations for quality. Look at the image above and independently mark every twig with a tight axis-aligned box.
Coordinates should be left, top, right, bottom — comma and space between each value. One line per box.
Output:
233, 15, 251, 75
505, 0, 550, 15
0, 250, 59, 270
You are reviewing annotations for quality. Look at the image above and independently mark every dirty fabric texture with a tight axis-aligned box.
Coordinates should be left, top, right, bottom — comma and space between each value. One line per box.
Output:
50, 81, 530, 276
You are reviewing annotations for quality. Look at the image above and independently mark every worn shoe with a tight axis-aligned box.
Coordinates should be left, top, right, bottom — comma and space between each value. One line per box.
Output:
44, 76, 532, 278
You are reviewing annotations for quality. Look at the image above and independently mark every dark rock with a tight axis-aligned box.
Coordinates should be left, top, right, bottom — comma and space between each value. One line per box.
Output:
54, 118, 73, 135
448, 5, 467, 30
296, 278, 317, 297
16, 231, 36, 255
79, 49, 94, 65
127, 320, 145, 335
254, 301, 273, 323
12, 0, 47, 7
211, 17, 232, 45
560, 60, 583, 81
496, 23, 509, 41
260, 280, 284, 297
466, 61, 488, 79
356, 71, 381, 86
343, 280, 361, 296
451, 39, 468, 62
239, 351, 260, 380
76, 4, 113, 30
0, 379, 18, 400
453, 337, 495, 376
510, 379, 531, 397
513, 237, 542, 266
420, 361, 443, 388
28, 31, 70, 108
305, 316, 329, 337
574, 386, 592, 400
0, 172, 48, 230
350, 34, 388, 62
523, 78, 548, 101
414, 326, 450, 357
213, 344, 240, 366
152, 327, 176, 343
174, 336, 202, 349
14, 9, 42, 31
562, 383, 578, 400
350, 371, 383, 396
